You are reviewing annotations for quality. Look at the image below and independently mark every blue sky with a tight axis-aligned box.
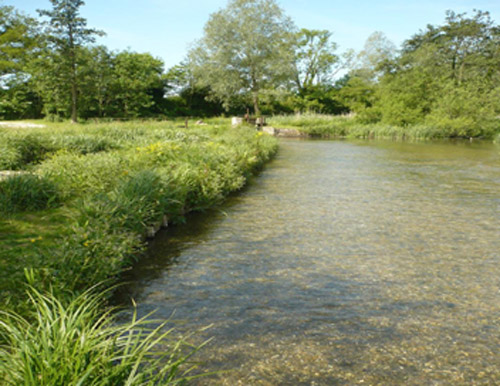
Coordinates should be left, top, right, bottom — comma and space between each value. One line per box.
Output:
5, 0, 500, 70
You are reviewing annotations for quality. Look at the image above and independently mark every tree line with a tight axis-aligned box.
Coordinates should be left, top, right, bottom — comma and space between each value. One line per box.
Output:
1, 0, 499, 133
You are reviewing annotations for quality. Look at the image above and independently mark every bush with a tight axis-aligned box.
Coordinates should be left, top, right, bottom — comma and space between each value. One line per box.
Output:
35, 222, 142, 295
0, 286, 208, 385
1, 121, 278, 312
0, 174, 60, 214
77, 170, 174, 234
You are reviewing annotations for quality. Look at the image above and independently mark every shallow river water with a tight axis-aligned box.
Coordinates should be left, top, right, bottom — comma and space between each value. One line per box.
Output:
121, 139, 500, 385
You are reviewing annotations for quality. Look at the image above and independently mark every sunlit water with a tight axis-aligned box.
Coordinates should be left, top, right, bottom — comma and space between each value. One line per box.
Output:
120, 139, 500, 385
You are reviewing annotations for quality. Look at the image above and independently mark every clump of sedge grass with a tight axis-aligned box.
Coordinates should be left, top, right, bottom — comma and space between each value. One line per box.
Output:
0, 283, 210, 385
0, 174, 60, 214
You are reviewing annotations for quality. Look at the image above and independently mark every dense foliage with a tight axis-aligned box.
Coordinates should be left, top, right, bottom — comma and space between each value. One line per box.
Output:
1, 1, 499, 134
0, 120, 277, 310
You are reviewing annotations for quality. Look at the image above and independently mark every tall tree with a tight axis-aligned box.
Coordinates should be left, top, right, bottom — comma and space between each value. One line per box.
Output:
38, 0, 103, 122
292, 29, 339, 94
0, 6, 38, 75
354, 31, 396, 81
374, 10, 500, 132
189, 0, 296, 115
0, 6, 41, 119
110, 51, 165, 118
78, 45, 114, 118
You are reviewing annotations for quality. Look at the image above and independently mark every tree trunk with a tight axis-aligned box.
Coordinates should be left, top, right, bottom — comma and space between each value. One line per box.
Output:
71, 80, 78, 123
253, 92, 260, 117
69, 29, 78, 123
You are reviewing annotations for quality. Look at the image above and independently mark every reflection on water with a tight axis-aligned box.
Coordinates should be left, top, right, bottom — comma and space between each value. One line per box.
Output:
121, 139, 500, 384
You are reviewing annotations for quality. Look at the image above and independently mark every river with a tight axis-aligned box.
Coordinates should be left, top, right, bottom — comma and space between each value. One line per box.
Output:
120, 139, 500, 384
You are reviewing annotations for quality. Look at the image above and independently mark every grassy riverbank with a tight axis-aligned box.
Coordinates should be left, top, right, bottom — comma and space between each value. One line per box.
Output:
0, 119, 277, 312
268, 114, 500, 140
0, 118, 277, 382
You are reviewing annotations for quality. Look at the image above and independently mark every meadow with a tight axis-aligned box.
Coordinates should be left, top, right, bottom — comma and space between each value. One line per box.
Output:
0, 118, 277, 308
0, 119, 277, 383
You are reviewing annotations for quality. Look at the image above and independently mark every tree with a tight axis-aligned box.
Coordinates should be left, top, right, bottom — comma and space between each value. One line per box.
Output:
164, 61, 224, 116
189, 0, 296, 116
0, 6, 41, 119
0, 6, 39, 75
78, 45, 114, 118
292, 29, 339, 94
354, 31, 396, 81
38, 0, 103, 122
110, 51, 165, 118
374, 10, 500, 131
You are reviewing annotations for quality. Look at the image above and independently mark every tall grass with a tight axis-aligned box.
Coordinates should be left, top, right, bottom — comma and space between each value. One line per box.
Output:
0, 284, 209, 385
0, 174, 60, 214
0, 120, 277, 382
268, 113, 500, 140
0, 120, 278, 307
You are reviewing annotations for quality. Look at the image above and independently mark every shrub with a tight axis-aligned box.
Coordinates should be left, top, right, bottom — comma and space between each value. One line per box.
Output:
35, 222, 142, 295
52, 134, 118, 155
0, 174, 60, 214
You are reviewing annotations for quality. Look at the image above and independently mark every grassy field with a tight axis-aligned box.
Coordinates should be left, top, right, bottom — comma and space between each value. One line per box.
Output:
268, 113, 500, 140
0, 118, 277, 383
0, 119, 278, 312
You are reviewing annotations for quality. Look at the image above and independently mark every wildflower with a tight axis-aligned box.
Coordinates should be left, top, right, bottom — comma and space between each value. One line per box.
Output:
30, 238, 36, 243
83, 241, 90, 247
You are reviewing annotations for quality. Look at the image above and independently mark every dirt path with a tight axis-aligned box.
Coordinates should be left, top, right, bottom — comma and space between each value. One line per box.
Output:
0, 122, 46, 129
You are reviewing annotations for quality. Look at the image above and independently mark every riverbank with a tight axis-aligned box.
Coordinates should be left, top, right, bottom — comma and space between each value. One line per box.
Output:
0, 119, 277, 313
267, 114, 500, 140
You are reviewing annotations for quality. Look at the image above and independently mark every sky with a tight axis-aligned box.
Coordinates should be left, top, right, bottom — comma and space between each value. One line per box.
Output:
5, 0, 500, 71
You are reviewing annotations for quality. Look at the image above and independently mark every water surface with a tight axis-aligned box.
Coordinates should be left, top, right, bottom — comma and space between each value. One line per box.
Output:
122, 139, 500, 384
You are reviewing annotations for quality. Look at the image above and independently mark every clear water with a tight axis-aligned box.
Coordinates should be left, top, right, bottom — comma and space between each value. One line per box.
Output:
120, 139, 500, 384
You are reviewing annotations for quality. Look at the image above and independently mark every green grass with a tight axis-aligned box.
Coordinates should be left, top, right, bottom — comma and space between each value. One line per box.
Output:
268, 113, 500, 140
0, 174, 60, 214
0, 119, 276, 384
0, 119, 278, 311
0, 285, 210, 385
